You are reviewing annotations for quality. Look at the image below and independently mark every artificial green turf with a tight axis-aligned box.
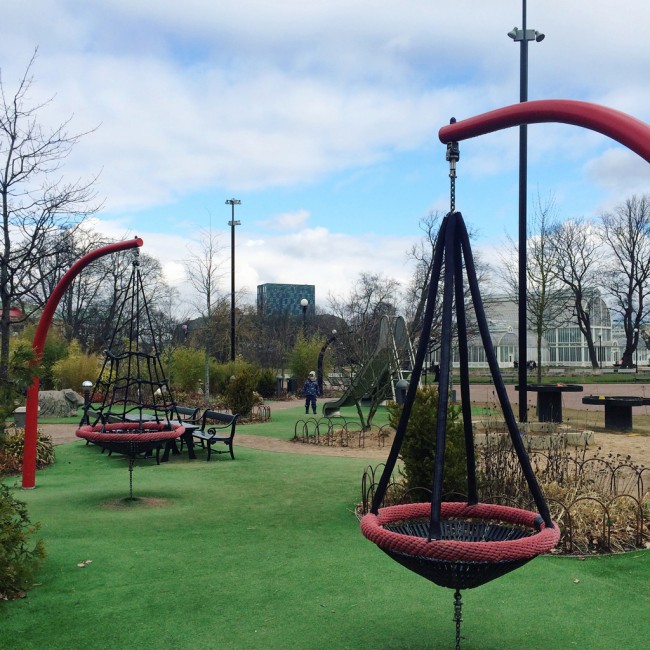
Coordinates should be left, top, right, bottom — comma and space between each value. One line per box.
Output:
239, 403, 391, 440
2, 442, 649, 649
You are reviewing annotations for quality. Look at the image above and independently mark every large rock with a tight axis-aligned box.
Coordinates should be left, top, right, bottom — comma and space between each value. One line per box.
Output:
38, 389, 85, 418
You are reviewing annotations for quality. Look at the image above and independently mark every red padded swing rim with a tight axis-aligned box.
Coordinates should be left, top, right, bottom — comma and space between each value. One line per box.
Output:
361, 502, 560, 563
76, 422, 184, 443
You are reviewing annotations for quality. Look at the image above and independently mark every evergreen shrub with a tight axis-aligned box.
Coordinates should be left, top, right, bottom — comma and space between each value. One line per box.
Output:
223, 366, 259, 416
256, 369, 277, 398
386, 385, 467, 499
0, 484, 47, 599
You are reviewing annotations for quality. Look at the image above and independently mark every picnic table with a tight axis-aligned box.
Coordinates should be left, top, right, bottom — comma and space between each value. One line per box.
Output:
515, 383, 583, 423
581, 395, 650, 431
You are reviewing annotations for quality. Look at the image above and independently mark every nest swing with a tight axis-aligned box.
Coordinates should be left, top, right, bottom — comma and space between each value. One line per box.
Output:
360, 137, 559, 648
75, 248, 184, 497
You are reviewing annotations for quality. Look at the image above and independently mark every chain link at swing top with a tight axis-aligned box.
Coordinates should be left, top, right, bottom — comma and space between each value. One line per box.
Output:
446, 117, 460, 212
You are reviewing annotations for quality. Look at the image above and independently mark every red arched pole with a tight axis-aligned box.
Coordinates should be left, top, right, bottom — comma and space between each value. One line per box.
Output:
438, 99, 650, 164
21, 237, 144, 488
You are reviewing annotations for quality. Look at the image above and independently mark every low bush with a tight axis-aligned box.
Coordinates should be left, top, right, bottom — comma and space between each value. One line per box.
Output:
256, 368, 277, 399
0, 484, 47, 599
223, 366, 259, 416
0, 428, 55, 476
51, 341, 100, 390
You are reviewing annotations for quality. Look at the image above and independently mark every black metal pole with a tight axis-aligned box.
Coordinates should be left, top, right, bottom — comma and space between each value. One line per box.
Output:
518, 0, 529, 422
226, 198, 241, 362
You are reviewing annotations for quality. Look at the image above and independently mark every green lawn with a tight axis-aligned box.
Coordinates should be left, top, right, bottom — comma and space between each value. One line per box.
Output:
240, 403, 391, 439
2, 441, 649, 649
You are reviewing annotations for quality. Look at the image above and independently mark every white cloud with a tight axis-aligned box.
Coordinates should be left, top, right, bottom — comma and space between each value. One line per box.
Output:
5, 0, 650, 314
259, 210, 310, 231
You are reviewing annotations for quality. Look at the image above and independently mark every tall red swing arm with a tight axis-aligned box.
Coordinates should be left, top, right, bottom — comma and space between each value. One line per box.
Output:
438, 98, 650, 164
21, 237, 144, 489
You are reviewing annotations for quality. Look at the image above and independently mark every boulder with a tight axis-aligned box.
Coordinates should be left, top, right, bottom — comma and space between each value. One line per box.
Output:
38, 389, 85, 418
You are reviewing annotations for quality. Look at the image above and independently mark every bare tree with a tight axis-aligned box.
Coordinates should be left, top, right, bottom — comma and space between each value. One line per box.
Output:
27, 226, 112, 342
0, 51, 100, 418
328, 272, 401, 368
498, 196, 569, 379
549, 218, 603, 368
599, 195, 650, 367
406, 211, 493, 362
184, 224, 226, 398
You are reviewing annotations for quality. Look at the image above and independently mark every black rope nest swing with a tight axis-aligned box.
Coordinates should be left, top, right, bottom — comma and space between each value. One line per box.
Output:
76, 247, 184, 498
360, 134, 560, 648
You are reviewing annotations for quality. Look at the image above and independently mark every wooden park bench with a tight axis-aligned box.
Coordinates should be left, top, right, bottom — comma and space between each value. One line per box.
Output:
189, 409, 239, 461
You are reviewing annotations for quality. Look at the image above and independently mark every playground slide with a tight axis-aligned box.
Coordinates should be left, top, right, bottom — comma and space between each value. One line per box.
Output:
322, 316, 404, 417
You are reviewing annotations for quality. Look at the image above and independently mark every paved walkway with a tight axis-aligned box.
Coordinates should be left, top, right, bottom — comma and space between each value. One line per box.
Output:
469, 382, 650, 413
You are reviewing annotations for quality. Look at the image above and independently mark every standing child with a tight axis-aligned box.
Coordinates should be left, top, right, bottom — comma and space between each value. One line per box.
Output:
303, 371, 320, 415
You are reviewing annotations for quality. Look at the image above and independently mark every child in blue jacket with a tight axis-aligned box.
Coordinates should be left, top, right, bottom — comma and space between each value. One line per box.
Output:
303, 371, 320, 415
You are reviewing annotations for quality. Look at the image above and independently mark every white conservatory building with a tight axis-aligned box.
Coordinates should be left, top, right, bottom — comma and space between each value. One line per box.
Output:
436, 293, 647, 369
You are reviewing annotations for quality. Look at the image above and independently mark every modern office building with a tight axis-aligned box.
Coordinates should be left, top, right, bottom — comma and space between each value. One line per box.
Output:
256, 283, 316, 317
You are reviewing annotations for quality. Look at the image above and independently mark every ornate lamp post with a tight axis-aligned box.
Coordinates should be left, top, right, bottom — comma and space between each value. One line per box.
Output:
300, 298, 308, 337
80, 380, 93, 426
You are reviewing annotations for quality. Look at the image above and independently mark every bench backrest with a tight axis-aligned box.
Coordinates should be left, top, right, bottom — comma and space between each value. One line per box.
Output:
175, 405, 200, 422
201, 410, 239, 436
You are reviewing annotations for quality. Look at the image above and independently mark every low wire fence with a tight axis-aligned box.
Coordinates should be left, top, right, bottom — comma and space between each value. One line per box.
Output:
359, 447, 649, 555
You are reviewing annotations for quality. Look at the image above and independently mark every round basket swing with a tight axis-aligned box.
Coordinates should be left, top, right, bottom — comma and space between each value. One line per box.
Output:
360, 137, 559, 648
75, 248, 186, 499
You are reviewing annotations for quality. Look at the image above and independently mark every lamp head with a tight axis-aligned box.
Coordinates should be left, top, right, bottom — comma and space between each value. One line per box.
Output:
535, 31, 545, 42
300, 298, 309, 308
507, 27, 519, 40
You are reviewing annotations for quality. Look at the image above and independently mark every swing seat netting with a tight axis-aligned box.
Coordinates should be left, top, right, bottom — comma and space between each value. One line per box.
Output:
361, 502, 559, 589
76, 422, 183, 457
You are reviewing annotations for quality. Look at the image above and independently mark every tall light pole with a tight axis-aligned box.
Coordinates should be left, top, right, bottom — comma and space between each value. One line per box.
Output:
226, 198, 241, 361
634, 327, 639, 373
300, 298, 308, 337
508, 0, 544, 422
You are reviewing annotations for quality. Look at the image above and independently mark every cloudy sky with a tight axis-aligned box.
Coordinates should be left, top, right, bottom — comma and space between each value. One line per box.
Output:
3, 1, 650, 314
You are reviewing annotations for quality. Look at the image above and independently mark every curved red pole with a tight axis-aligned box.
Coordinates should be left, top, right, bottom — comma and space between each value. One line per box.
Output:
22, 237, 144, 488
438, 99, 650, 164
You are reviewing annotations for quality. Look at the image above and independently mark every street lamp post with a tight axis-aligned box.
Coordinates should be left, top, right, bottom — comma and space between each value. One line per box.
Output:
508, 0, 544, 422
300, 298, 308, 337
634, 327, 639, 373
226, 198, 241, 361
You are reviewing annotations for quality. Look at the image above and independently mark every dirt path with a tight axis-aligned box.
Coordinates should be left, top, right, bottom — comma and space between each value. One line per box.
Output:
40, 421, 650, 466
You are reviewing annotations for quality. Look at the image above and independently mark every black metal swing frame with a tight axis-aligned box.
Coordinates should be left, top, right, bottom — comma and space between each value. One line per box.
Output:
360, 140, 559, 648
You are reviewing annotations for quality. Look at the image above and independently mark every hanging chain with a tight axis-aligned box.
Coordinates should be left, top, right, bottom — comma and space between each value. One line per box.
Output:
132, 245, 140, 268
446, 118, 460, 213
453, 589, 463, 650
